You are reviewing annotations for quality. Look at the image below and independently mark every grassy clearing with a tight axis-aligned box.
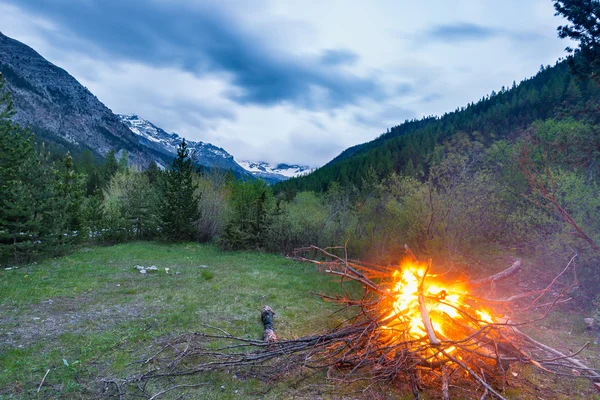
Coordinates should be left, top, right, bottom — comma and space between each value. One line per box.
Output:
1, 243, 599, 399
0, 242, 362, 399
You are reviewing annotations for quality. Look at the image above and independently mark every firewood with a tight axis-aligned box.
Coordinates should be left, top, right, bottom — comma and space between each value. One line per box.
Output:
261, 305, 277, 342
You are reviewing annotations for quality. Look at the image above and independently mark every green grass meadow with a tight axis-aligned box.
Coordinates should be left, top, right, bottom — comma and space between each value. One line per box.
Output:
1, 243, 599, 399
0, 242, 362, 399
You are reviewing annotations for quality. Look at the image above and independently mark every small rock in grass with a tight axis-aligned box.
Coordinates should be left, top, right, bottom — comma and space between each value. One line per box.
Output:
116, 284, 121, 287
147, 266, 158, 271
585, 318, 595, 328
198, 265, 208, 268
140, 270, 147, 274
175, 271, 181, 275
134, 265, 145, 270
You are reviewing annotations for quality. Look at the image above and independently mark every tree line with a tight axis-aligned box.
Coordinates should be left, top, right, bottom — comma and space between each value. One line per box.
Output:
2, 66, 599, 301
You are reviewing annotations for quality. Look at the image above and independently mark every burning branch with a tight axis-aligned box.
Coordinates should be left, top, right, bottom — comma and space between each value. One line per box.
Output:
417, 260, 441, 346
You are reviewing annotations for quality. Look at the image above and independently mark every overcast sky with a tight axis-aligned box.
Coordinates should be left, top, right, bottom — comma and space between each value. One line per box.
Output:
0, 0, 571, 166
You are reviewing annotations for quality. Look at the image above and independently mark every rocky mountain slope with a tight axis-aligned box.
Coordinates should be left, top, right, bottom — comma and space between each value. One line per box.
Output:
118, 114, 250, 177
0, 31, 153, 165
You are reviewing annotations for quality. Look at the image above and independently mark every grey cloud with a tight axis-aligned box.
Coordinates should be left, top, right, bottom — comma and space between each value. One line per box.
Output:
426, 22, 545, 44
9, 0, 383, 110
427, 23, 500, 42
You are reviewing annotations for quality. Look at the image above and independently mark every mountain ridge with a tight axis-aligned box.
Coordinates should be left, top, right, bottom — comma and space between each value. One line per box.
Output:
0, 32, 307, 181
0, 30, 154, 166
117, 114, 251, 177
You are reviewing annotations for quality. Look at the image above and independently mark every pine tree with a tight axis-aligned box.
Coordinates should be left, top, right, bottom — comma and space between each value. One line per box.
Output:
117, 151, 129, 171
160, 139, 199, 240
145, 160, 160, 184
55, 152, 84, 249
83, 192, 104, 244
101, 149, 119, 187
0, 73, 14, 120
554, 0, 600, 81
0, 75, 37, 263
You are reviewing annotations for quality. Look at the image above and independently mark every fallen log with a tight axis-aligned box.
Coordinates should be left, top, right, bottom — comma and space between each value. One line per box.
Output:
261, 306, 277, 342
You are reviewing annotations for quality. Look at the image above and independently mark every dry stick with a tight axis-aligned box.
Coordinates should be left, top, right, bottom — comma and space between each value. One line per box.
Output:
475, 289, 547, 304
441, 365, 450, 400
101, 379, 125, 399
470, 260, 521, 287
37, 369, 50, 393
404, 244, 419, 263
512, 327, 600, 380
440, 349, 507, 400
147, 383, 210, 400
325, 269, 385, 295
522, 254, 576, 311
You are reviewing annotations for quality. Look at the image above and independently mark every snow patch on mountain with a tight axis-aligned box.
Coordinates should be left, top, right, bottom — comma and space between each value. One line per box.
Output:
237, 160, 315, 179
118, 114, 249, 177
118, 114, 314, 183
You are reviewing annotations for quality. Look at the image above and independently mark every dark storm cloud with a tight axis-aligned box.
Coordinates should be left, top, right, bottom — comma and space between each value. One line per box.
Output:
10, 0, 382, 109
427, 23, 501, 42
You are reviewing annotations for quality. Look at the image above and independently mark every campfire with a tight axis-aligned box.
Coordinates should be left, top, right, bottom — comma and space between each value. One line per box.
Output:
105, 246, 598, 400
380, 257, 494, 353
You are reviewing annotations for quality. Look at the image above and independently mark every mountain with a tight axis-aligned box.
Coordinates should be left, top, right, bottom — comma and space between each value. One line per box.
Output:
0, 32, 251, 178
0, 31, 154, 165
0, 31, 311, 181
275, 61, 600, 193
118, 114, 251, 177
236, 160, 314, 184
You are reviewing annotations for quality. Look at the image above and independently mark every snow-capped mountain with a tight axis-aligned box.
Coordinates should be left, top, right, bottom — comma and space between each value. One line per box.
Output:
237, 160, 315, 184
0, 31, 314, 181
118, 114, 250, 178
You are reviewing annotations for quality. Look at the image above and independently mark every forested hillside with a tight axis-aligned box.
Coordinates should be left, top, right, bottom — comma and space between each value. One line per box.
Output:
276, 60, 600, 193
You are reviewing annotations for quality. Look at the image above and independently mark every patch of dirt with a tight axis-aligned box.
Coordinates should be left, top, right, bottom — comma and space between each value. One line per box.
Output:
0, 293, 149, 349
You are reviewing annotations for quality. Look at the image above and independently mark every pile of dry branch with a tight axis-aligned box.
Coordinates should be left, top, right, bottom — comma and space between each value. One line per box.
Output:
103, 246, 598, 399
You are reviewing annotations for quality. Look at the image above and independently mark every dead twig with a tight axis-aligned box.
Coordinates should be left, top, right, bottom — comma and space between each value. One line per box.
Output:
37, 369, 50, 393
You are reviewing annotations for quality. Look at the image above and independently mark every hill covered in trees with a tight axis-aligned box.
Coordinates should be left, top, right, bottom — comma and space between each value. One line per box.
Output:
276, 60, 600, 194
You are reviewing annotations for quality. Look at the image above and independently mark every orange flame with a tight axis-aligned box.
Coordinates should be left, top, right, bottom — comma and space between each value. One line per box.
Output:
380, 258, 494, 347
